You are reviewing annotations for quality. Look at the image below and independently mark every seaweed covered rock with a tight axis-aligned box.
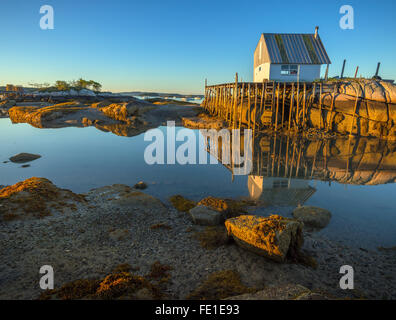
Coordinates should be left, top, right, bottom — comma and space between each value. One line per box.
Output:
169, 195, 196, 212
197, 196, 248, 219
225, 215, 303, 262
292, 206, 332, 229
39, 266, 162, 300
0, 177, 85, 221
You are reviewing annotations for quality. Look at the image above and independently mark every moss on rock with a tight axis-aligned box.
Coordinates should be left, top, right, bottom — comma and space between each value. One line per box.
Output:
169, 195, 196, 212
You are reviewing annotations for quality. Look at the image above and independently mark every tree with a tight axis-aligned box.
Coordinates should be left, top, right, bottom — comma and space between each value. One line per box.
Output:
89, 80, 102, 92
55, 80, 70, 91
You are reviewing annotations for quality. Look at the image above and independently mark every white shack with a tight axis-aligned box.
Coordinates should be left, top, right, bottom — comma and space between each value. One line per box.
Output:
253, 27, 331, 82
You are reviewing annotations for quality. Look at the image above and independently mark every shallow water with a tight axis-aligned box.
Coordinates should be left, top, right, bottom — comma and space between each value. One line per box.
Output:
1, 118, 396, 249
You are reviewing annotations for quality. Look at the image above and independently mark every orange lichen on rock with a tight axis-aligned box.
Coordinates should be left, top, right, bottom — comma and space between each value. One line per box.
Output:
0, 177, 85, 221
186, 270, 256, 300
197, 196, 249, 218
9, 104, 86, 127
225, 215, 303, 262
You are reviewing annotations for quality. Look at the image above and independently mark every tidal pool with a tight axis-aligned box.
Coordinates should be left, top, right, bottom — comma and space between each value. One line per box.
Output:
1, 118, 396, 249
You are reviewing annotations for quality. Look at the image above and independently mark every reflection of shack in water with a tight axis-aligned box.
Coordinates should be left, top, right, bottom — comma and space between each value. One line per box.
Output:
202, 129, 396, 204
248, 176, 315, 206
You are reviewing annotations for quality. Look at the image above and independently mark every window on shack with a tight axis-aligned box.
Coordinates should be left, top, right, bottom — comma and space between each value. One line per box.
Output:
281, 64, 299, 75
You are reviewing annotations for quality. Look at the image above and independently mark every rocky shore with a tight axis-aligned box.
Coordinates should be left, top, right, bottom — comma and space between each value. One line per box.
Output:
0, 97, 201, 137
0, 178, 395, 300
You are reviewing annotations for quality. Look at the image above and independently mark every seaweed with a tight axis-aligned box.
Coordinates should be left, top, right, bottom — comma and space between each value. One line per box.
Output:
186, 270, 256, 300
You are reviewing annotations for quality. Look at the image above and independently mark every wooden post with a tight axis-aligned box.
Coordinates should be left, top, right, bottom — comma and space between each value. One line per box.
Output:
341, 59, 346, 79
319, 82, 323, 129
248, 83, 251, 127
375, 62, 381, 77
239, 83, 245, 128
296, 83, 300, 126
253, 83, 258, 132
354, 66, 359, 79
275, 83, 280, 131
329, 83, 337, 130
324, 64, 329, 81
302, 83, 306, 127
233, 73, 238, 128
281, 83, 286, 128
259, 80, 265, 116
288, 83, 295, 130
349, 87, 360, 136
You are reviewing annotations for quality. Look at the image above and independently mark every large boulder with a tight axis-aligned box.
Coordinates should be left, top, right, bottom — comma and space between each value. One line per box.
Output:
189, 205, 223, 226
225, 215, 303, 262
292, 206, 331, 229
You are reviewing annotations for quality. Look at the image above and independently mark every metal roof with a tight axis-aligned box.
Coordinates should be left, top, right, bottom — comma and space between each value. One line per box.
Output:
263, 33, 331, 65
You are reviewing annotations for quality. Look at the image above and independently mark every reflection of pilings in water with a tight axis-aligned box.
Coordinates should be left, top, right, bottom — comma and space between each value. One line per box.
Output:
202, 78, 396, 140
204, 129, 396, 185
200, 128, 254, 177
255, 135, 396, 185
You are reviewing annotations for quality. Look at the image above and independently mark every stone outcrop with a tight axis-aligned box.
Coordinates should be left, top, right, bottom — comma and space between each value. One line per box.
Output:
0, 177, 85, 221
99, 100, 154, 122
8, 102, 86, 128
225, 215, 303, 262
292, 206, 332, 229
9, 153, 41, 163
189, 205, 223, 226
335, 79, 396, 104
306, 80, 396, 140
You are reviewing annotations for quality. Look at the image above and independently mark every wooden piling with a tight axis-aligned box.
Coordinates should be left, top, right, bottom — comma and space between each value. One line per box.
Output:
274, 83, 280, 131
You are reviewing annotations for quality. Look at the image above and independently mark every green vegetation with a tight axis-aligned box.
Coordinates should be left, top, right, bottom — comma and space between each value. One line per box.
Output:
29, 78, 102, 92
275, 35, 289, 63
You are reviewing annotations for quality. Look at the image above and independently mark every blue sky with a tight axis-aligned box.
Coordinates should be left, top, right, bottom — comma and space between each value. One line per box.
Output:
0, 0, 395, 94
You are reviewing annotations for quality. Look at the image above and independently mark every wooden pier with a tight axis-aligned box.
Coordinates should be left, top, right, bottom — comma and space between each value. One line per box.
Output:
202, 73, 363, 135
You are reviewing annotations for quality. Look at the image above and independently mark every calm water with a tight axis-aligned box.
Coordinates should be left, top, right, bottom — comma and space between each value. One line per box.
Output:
1, 118, 396, 249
